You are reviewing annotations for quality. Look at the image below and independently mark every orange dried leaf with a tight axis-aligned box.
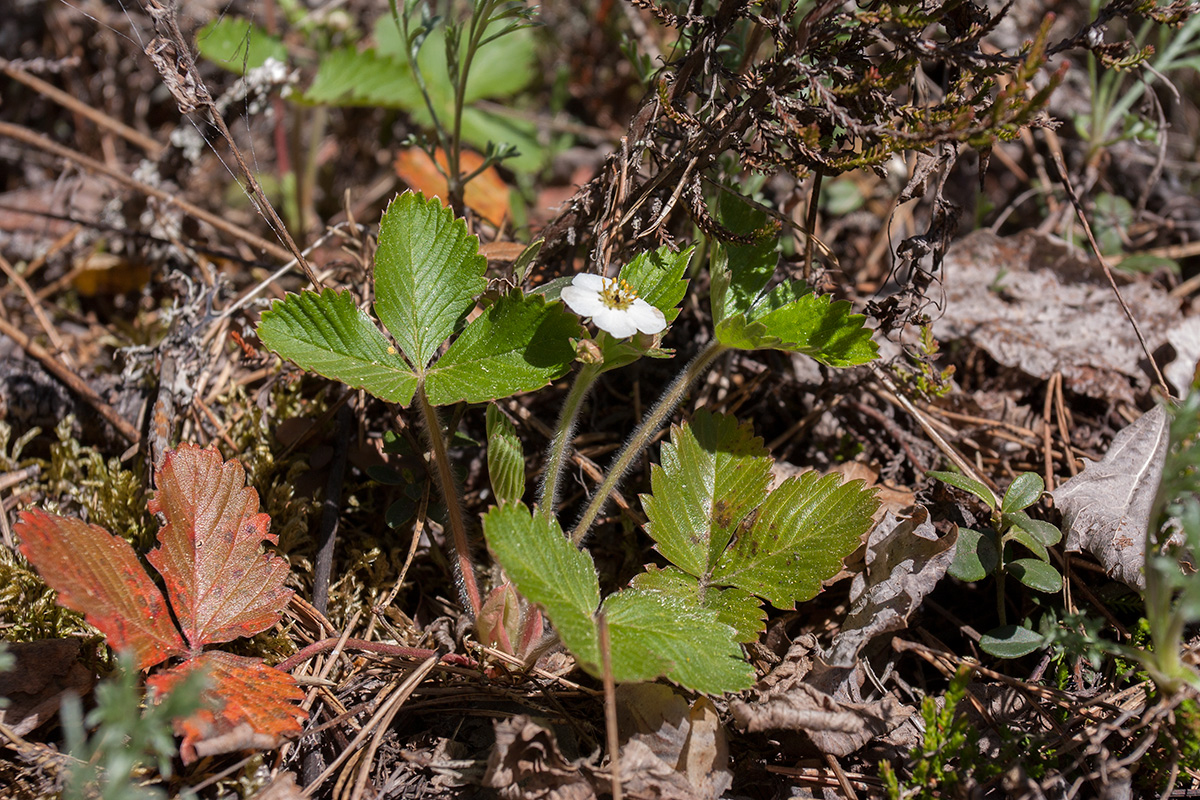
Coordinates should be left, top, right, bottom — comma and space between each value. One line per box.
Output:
394, 147, 511, 226
147, 444, 292, 649
15, 509, 186, 671
146, 651, 306, 764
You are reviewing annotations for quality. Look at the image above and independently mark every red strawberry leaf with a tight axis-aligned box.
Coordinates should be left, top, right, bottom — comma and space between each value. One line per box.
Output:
146, 444, 293, 649
146, 651, 306, 764
15, 509, 187, 671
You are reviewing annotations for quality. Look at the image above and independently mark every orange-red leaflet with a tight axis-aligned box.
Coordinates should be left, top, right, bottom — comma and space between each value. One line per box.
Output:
15, 444, 306, 763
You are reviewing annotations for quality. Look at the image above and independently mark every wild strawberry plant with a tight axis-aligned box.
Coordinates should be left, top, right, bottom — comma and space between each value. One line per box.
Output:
256, 190, 879, 693
14, 444, 306, 763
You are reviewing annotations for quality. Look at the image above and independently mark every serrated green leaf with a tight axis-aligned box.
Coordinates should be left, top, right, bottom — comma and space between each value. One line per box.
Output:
630, 567, 766, 643
1006, 511, 1062, 547
741, 284, 877, 367
641, 411, 771, 578
425, 291, 580, 404
481, 503, 600, 669
197, 17, 287, 75
711, 472, 878, 608
713, 314, 778, 351
980, 624, 1044, 658
928, 470, 997, 510
1002, 472, 1044, 513
374, 192, 487, 369
947, 527, 999, 582
711, 194, 777, 325
602, 589, 754, 693
303, 46, 421, 107
1009, 558, 1062, 593
486, 404, 525, 505
619, 246, 692, 323
257, 289, 418, 404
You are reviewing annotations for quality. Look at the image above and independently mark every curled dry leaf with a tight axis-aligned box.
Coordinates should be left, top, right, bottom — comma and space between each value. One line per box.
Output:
1051, 405, 1169, 589
824, 507, 955, 667
483, 715, 594, 800
14, 444, 305, 763
0, 639, 96, 737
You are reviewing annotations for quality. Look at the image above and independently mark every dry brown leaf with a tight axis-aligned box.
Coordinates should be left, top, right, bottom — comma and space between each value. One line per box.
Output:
825, 507, 955, 667
729, 681, 910, 757
483, 716, 595, 800
615, 685, 731, 800
1051, 405, 1169, 589
0, 639, 96, 737
394, 147, 511, 226
246, 772, 302, 800
933, 230, 1182, 404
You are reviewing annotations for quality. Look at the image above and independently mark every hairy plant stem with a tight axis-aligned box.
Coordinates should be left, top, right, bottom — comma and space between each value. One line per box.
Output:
538, 361, 602, 521
570, 340, 729, 545
416, 385, 482, 618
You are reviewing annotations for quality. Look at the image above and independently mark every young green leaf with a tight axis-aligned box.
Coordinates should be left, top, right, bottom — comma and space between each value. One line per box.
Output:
630, 567, 766, 643
1001, 472, 1044, 514
481, 503, 601, 670
710, 194, 776, 325
257, 288, 418, 405
715, 284, 877, 367
618, 246, 693, 323
947, 527, 999, 582
485, 404, 525, 505
374, 191, 487, 369
424, 291, 580, 405
1009, 558, 1062, 593
928, 470, 998, 510
1006, 527, 1050, 563
601, 589, 754, 694
979, 625, 1044, 658
1005, 511, 1062, 547
710, 471, 878, 609
196, 17, 287, 75
641, 411, 772, 578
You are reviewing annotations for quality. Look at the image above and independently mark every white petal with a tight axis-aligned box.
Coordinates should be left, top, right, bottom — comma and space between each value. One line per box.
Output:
591, 306, 639, 338
560, 285, 606, 317
570, 273, 607, 291
628, 299, 667, 334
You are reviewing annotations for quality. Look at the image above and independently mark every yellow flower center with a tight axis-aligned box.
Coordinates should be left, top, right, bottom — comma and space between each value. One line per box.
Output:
598, 278, 639, 311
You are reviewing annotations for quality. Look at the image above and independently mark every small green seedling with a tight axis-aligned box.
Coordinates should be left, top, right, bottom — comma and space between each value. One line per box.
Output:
931, 470, 1063, 658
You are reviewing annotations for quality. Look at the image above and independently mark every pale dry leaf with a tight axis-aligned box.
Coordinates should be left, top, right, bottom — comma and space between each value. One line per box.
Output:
729, 681, 911, 757
483, 716, 595, 800
245, 772, 303, 800
825, 507, 955, 667
933, 230, 1182, 404
615, 685, 731, 800
1165, 316, 1200, 398
0, 639, 96, 737
1051, 405, 1169, 589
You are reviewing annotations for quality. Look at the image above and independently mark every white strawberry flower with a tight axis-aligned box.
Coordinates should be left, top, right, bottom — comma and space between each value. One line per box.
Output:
559, 273, 667, 339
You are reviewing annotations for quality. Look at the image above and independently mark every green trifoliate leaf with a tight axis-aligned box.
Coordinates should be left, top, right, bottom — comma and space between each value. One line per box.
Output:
425, 291, 580, 404
374, 192, 487, 369
257, 289, 418, 405
481, 503, 600, 670
1001, 472, 1044, 514
485, 404, 525, 505
715, 282, 877, 367
710, 471, 878, 609
630, 567, 765, 643
641, 411, 771, 577
601, 589, 754, 693
711, 193, 777, 325
619, 246, 693, 323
